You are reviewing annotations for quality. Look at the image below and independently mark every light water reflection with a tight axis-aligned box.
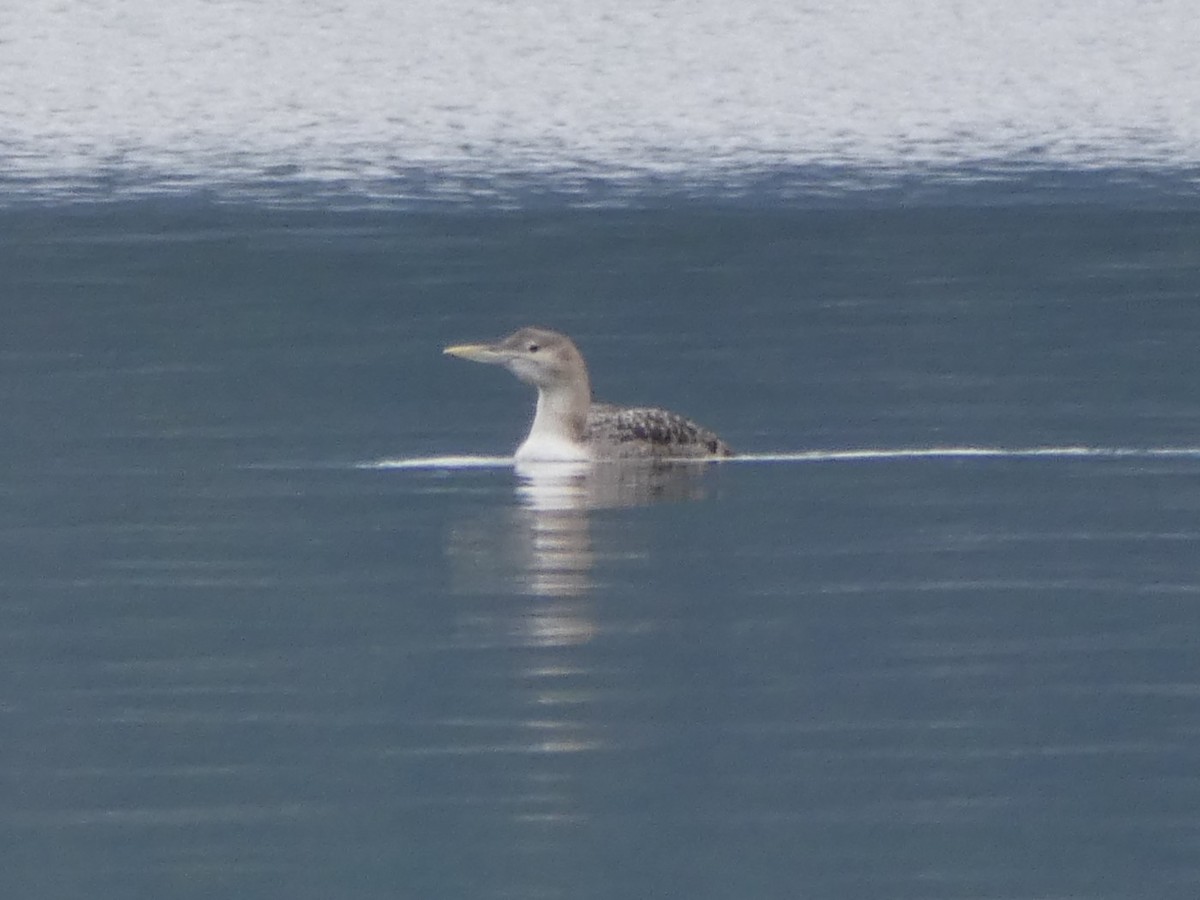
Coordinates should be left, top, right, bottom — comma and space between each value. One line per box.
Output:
447, 460, 719, 598
516, 459, 717, 511
441, 457, 713, 841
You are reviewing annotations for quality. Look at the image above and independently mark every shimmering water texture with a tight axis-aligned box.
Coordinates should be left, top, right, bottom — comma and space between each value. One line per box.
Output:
2, 0, 1199, 202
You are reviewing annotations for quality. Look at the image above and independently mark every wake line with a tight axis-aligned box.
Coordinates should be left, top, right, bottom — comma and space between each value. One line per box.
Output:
364, 446, 1200, 470
735, 446, 1200, 463
364, 455, 514, 470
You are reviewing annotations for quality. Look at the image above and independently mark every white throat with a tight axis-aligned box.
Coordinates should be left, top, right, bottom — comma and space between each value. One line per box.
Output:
514, 386, 591, 462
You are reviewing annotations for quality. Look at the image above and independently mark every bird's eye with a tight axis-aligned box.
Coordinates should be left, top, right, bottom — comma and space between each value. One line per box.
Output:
527, 343, 540, 353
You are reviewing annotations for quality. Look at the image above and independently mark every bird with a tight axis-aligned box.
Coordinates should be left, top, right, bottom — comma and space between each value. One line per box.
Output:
443, 326, 733, 462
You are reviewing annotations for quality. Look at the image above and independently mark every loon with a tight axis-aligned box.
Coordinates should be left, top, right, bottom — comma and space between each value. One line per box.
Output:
443, 327, 734, 462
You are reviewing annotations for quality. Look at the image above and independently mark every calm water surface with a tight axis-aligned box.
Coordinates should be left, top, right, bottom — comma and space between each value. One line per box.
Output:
3, 198, 1200, 899
6, 2, 1200, 895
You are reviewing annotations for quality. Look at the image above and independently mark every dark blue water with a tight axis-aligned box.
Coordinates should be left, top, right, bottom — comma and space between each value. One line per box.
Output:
4, 186, 1200, 899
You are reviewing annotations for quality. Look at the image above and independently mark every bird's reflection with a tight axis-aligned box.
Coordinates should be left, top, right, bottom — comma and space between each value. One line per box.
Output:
439, 459, 723, 878
447, 460, 718, 598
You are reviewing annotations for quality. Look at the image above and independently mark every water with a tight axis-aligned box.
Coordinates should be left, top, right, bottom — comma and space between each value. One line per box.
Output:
2, 0, 1198, 201
6, 196, 1200, 900
4, 3, 1200, 899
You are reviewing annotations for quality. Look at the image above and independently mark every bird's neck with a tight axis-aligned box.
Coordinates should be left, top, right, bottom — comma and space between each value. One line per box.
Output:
516, 378, 591, 462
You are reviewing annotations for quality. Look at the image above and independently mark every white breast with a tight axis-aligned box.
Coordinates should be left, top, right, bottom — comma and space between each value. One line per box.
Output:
514, 432, 592, 462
